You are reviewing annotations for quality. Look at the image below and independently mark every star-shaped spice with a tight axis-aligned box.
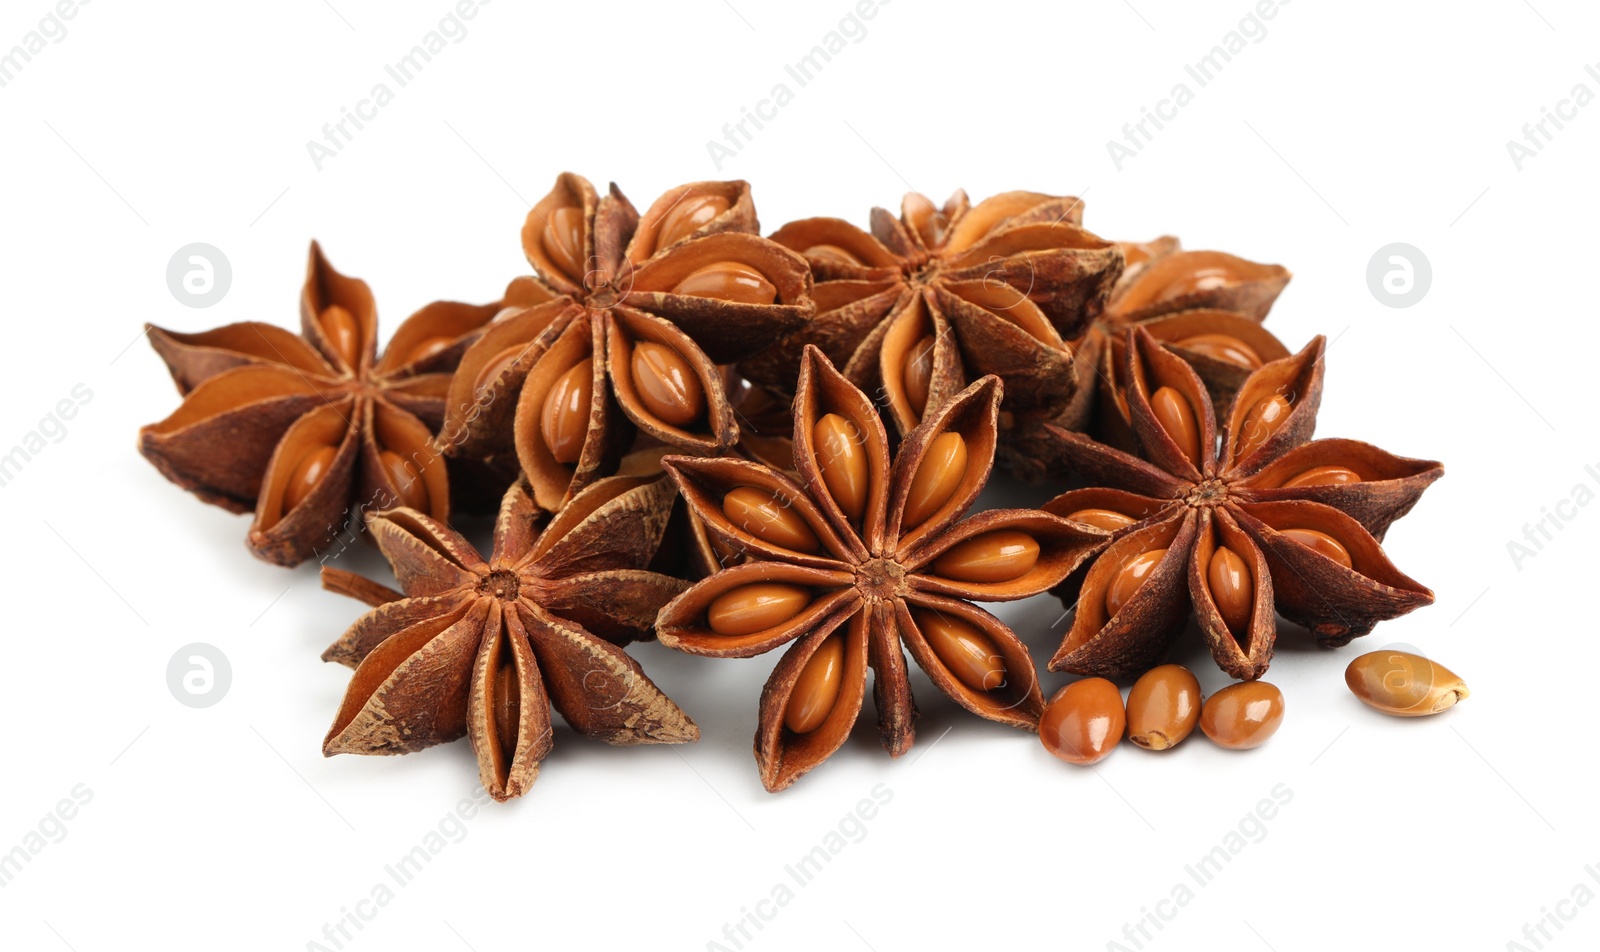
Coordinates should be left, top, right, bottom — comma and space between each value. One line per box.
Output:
656, 346, 1099, 791
1037, 328, 1442, 680
438, 173, 815, 513
319, 474, 695, 801
139, 242, 522, 566
742, 189, 1123, 439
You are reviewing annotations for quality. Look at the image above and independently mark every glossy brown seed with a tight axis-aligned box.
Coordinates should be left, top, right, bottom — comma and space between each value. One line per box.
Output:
542, 206, 587, 280
1105, 548, 1167, 618
656, 194, 731, 251
321, 305, 361, 369
813, 413, 868, 522
492, 655, 519, 760
540, 358, 593, 465
1207, 546, 1253, 634
901, 432, 967, 530
630, 341, 704, 427
473, 345, 527, 396
1065, 509, 1137, 532
671, 262, 778, 305
915, 610, 1005, 693
1150, 386, 1202, 468
785, 634, 845, 734
1126, 664, 1201, 750
1279, 528, 1353, 568
1200, 681, 1284, 749
903, 334, 937, 416
283, 444, 337, 512
1235, 394, 1292, 461
904, 193, 947, 249
1282, 465, 1362, 489
406, 336, 455, 365
803, 244, 865, 267
1040, 678, 1125, 765
1173, 333, 1263, 369
706, 583, 813, 637
931, 531, 1041, 584
1345, 650, 1469, 716
721, 487, 821, 554
379, 449, 429, 511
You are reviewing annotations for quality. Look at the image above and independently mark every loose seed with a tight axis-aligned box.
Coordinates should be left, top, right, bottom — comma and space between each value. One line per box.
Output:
379, 449, 429, 511
1282, 465, 1361, 489
1040, 678, 1125, 765
1172, 333, 1263, 369
1064, 508, 1136, 532
812, 413, 868, 522
670, 262, 778, 305
1126, 664, 1201, 750
655, 194, 730, 251
321, 305, 361, 369
915, 610, 1005, 693
1235, 394, 1291, 461
931, 530, 1041, 584
1345, 650, 1468, 716
903, 334, 936, 416
542, 206, 586, 279
1105, 548, 1167, 618
540, 358, 593, 465
901, 432, 967, 530
630, 341, 704, 427
1207, 546, 1253, 634
283, 444, 338, 512
706, 583, 812, 637
1150, 386, 1202, 467
1279, 527, 1353, 568
1199, 681, 1284, 749
785, 634, 845, 734
721, 487, 820, 554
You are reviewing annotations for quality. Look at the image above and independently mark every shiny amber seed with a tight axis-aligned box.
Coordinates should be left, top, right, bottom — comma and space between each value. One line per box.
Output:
1279, 527, 1353, 568
1065, 508, 1136, 532
785, 634, 845, 734
901, 432, 967, 530
473, 345, 527, 396
721, 487, 820, 554
491, 656, 519, 761
630, 341, 704, 427
803, 244, 865, 267
1345, 650, 1469, 717
406, 335, 455, 365
1040, 678, 1125, 765
1105, 548, 1167, 618
915, 610, 1005, 693
1126, 664, 1201, 750
379, 449, 429, 511
283, 444, 337, 512
540, 359, 593, 465
706, 583, 812, 637
1200, 681, 1284, 749
1150, 386, 1202, 468
812, 413, 868, 523
903, 334, 936, 416
1207, 546, 1253, 634
1172, 333, 1263, 369
542, 205, 587, 280
670, 262, 778, 305
931, 530, 1040, 584
320, 305, 362, 370
1235, 394, 1291, 461
656, 194, 730, 251
1282, 465, 1361, 489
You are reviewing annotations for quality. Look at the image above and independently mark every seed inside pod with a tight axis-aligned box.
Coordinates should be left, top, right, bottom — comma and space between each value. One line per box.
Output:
785, 634, 844, 734
283, 444, 338, 512
492, 654, 519, 761
901, 432, 967, 530
540, 358, 593, 465
542, 206, 587, 279
1207, 546, 1253, 634
320, 305, 362, 369
813, 413, 868, 522
1172, 333, 1263, 369
670, 262, 778, 305
706, 582, 813, 636
1065, 508, 1137, 532
1149, 386, 1202, 468
1126, 664, 1201, 750
721, 487, 820, 554
655, 194, 730, 251
406, 335, 455, 365
914, 610, 1005, 693
379, 449, 429, 511
804, 244, 865, 267
904, 193, 947, 248
1282, 465, 1361, 489
902, 335, 936, 416
1040, 678, 1125, 765
1199, 680, 1284, 749
1344, 650, 1469, 717
630, 341, 704, 427
1105, 548, 1167, 618
473, 345, 527, 397
1279, 527, 1353, 568
1235, 394, 1291, 461
931, 530, 1040, 584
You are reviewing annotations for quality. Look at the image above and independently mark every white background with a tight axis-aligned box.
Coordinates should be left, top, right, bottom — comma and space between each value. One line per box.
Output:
2, 1, 1595, 949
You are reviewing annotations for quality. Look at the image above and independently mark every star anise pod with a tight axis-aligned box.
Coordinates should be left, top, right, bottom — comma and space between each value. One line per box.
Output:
1037, 328, 1442, 680
742, 189, 1123, 439
139, 242, 516, 566
318, 474, 695, 801
655, 346, 1099, 791
438, 173, 815, 512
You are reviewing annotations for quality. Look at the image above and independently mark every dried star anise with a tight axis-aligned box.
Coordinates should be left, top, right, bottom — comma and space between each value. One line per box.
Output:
742, 189, 1123, 439
319, 474, 695, 801
655, 346, 1099, 791
439, 173, 815, 512
139, 242, 517, 566
1037, 328, 1442, 680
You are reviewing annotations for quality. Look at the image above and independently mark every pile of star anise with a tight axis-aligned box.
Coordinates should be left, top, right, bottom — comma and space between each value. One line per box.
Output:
139, 175, 1442, 796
